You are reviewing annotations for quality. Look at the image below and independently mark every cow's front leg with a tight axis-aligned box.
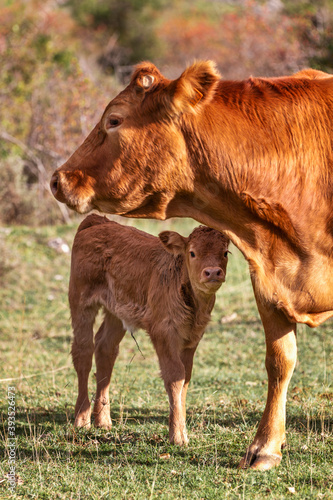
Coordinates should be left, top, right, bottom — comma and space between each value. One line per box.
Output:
239, 293, 297, 470
152, 333, 187, 445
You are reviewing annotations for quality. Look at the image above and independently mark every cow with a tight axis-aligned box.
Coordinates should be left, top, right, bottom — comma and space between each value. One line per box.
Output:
50, 61, 333, 470
69, 214, 229, 446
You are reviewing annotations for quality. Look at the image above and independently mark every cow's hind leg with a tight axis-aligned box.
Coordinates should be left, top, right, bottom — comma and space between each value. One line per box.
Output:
93, 312, 126, 429
71, 305, 98, 429
239, 293, 297, 470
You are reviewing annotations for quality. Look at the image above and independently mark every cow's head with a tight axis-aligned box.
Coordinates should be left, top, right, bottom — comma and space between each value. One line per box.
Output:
50, 61, 220, 219
159, 225, 230, 295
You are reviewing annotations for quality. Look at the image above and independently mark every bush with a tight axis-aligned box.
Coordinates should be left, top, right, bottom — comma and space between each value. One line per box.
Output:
0, 156, 37, 225
0, 0, 117, 226
0, 155, 75, 226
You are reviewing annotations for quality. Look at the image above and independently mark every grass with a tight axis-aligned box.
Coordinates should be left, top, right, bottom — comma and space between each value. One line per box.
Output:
0, 216, 332, 499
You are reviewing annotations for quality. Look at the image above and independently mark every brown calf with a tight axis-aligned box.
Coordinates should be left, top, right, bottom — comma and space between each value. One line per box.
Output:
51, 62, 333, 469
69, 214, 229, 445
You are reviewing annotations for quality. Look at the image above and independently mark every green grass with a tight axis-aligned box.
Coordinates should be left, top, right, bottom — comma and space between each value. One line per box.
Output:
0, 217, 332, 499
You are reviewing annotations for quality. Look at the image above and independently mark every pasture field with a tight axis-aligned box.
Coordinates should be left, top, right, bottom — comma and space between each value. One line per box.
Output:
0, 217, 332, 499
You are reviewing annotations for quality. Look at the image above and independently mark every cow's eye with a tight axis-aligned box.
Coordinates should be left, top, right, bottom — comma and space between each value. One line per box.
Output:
107, 116, 123, 129
224, 251, 228, 258
190, 251, 195, 258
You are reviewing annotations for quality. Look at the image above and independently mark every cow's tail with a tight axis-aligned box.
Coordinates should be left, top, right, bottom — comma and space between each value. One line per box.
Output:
76, 214, 110, 234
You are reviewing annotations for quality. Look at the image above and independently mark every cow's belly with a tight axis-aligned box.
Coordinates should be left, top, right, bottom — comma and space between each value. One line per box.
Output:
252, 251, 333, 326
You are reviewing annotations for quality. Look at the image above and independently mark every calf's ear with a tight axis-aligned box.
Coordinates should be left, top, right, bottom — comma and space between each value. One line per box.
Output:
172, 60, 221, 115
159, 231, 187, 255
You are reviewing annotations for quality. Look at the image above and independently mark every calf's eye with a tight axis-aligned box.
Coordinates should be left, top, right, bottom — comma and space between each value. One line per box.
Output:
190, 251, 195, 258
224, 251, 230, 258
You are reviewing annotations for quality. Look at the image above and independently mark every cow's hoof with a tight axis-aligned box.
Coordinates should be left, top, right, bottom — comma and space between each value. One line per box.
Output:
239, 450, 282, 470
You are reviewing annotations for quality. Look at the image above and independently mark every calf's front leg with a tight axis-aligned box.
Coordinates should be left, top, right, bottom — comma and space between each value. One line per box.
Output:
239, 292, 297, 470
180, 346, 197, 440
152, 333, 188, 445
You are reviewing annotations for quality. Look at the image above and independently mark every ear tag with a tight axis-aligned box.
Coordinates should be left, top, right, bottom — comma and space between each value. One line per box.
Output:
189, 88, 203, 106
141, 74, 155, 89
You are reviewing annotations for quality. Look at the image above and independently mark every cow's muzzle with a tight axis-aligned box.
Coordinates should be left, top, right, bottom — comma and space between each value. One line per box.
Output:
50, 170, 94, 214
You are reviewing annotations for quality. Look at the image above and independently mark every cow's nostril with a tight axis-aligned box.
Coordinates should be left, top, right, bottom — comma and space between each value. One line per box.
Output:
50, 173, 59, 196
204, 270, 210, 277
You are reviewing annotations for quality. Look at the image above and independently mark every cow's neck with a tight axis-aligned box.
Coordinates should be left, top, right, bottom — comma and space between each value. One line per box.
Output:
174, 112, 317, 258
166, 178, 333, 328
179, 91, 331, 237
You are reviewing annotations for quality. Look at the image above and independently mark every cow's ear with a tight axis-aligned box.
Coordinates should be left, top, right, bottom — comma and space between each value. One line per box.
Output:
131, 62, 164, 95
172, 61, 221, 114
159, 231, 187, 255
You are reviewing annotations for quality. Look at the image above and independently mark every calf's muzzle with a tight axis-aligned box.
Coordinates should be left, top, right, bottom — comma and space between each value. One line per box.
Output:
201, 267, 225, 283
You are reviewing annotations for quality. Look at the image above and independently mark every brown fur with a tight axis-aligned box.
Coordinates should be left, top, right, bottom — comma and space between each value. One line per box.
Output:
69, 214, 229, 445
52, 62, 333, 469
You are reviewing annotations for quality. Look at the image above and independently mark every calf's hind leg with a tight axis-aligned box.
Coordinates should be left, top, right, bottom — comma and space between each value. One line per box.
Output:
71, 305, 98, 429
93, 312, 126, 429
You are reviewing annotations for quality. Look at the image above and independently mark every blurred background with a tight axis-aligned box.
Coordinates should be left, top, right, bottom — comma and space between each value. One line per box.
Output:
1, 6, 332, 495
1, 0, 333, 227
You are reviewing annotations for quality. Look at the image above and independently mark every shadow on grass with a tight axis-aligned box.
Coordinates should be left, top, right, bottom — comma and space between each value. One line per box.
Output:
4, 401, 333, 434
2, 403, 331, 469
1, 405, 246, 434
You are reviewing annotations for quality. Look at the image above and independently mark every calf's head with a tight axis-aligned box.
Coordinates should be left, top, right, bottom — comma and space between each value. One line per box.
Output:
159, 226, 230, 295
50, 61, 220, 219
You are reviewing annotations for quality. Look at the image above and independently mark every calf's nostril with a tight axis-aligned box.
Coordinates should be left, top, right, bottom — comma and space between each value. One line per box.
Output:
202, 267, 224, 281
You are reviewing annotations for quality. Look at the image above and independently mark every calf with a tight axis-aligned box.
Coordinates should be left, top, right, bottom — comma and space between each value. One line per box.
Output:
69, 214, 229, 445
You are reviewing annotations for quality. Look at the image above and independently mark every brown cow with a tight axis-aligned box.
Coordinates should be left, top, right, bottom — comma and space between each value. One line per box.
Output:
69, 214, 229, 445
51, 62, 333, 469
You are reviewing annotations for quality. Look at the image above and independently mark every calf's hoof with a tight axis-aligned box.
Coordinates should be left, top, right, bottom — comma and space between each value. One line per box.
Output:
74, 402, 91, 429
74, 414, 91, 429
94, 417, 112, 430
238, 448, 282, 470
93, 403, 112, 429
